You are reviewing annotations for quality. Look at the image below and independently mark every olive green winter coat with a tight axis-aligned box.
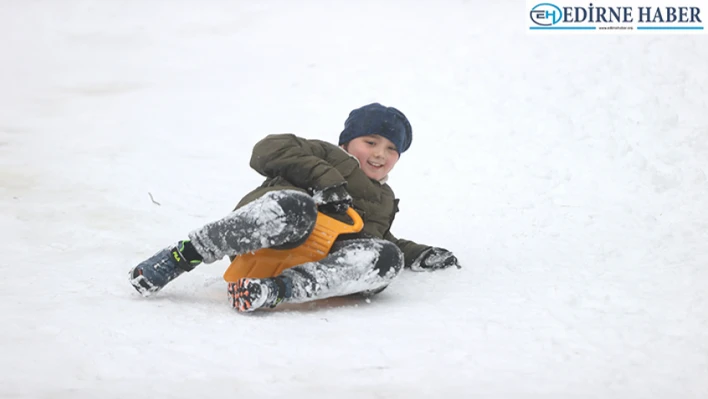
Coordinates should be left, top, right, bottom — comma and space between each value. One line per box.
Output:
234, 133, 430, 267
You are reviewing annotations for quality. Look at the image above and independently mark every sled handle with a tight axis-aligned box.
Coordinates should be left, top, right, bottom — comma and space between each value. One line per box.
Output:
317, 207, 364, 234
343, 207, 364, 232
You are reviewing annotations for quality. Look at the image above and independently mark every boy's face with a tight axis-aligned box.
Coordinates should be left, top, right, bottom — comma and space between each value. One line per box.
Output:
343, 135, 400, 181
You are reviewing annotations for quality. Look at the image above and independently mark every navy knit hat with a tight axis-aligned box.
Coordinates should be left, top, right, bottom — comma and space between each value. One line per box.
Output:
338, 103, 412, 154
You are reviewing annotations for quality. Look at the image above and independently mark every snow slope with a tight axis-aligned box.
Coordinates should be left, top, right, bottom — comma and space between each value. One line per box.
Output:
1, 1, 706, 398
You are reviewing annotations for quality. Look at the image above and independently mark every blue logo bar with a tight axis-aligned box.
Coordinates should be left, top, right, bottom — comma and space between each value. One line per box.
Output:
636, 26, 704, 30
529, 26, 597, 30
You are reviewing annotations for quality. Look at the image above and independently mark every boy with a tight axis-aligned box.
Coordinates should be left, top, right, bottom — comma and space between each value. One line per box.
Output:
129, 103, 460, 312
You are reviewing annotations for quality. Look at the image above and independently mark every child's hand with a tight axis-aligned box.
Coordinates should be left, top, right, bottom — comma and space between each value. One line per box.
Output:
311, 183, 353, 214
410, 247, 461, 271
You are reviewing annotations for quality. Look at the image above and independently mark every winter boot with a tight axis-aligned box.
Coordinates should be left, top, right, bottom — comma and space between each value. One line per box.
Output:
228, 276, 291, 312
129, 240, 201, 296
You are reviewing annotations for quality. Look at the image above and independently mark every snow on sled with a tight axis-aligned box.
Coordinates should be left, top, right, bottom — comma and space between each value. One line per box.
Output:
223, 207, 363, 281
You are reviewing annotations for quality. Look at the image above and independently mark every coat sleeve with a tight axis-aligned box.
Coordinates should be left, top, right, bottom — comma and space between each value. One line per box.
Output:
250, 134, 347, 191
384, 231, 431, 268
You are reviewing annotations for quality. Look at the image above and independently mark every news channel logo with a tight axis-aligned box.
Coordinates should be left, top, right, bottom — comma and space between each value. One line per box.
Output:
527, 1, 705, 33
530, 3, 564, 26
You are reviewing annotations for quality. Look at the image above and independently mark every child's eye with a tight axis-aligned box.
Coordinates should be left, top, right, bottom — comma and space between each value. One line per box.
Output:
388, 146, 396, 151
366, 141, 375, 146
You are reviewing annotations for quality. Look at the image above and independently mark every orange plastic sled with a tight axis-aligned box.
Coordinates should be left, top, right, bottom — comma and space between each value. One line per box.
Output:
223, 207, 364, 282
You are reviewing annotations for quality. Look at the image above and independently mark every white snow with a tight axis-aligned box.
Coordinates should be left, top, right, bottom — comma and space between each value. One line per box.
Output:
2, 1, 707, 398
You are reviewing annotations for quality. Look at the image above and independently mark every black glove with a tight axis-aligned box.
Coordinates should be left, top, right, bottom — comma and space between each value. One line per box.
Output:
311, 183, 353, 214
410, 247, 461, 271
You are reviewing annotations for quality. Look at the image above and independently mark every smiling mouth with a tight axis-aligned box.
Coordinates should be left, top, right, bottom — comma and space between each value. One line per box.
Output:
368, 161, 383, 168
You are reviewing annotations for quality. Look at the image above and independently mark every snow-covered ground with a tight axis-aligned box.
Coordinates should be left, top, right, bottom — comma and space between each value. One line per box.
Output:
2, 1, 707, 398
